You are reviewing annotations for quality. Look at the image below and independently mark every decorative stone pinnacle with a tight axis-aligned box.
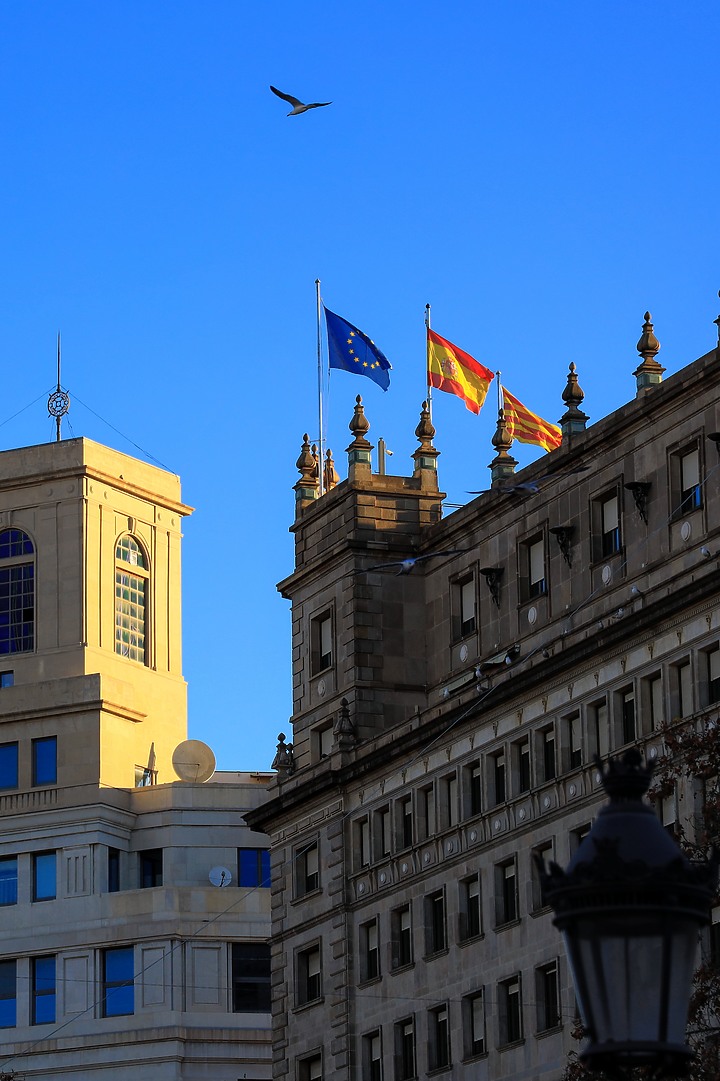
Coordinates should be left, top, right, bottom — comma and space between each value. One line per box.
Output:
633, 310, 665, 392
714, 289, 720, 343
560, 362, 589, 438
323, 449, 340, 491
489, 408, 517, 487
348, 395, 371, 445
271, 732, 296, 776
294, 434, 319, 511
562, 362, 584, 408
415, 400, 436, 446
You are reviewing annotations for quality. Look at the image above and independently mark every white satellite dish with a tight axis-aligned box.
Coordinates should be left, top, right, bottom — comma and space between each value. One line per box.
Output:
209, 866, 233, 888
172, 739, 216, 782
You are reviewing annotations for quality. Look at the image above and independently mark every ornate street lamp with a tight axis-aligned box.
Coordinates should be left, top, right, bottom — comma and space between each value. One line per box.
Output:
539, 749, 718, 1079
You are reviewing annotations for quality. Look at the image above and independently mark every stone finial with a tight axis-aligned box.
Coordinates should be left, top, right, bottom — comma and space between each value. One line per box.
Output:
311, 443, 320, 481
323, 449, 340, 491
412, 400, 440, 488
294, 434, 319, 512
334, 697, 357, 750
489, 408, 517, 487
271, 732, 295, 776
560, 362, 589, 440
714, 290, 720, 345
346, 395, 374, 480
633, 311, 665, 393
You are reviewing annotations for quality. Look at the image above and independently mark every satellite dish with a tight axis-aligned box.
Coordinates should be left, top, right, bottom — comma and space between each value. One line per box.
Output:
209, 866, 233, 888
172, 739, 216, 782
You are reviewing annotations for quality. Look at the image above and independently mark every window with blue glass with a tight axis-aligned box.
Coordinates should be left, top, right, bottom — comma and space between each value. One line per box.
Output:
0, 743, 18, 790
102, 946, 135, 1017
115, 536, 149, 664
32, 956, 55, 1024
0, 529, 34, 655
0, 672, 13, 688
32, 736, 57, 786
0, 960, 16, 1028
139, 848, 162, 888
0, 858, 17, 906
238, 848, 271, 888
33, 852, 56, 901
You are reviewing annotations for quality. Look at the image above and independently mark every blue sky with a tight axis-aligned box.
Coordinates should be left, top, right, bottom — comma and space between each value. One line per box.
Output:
0, 2, 717, 769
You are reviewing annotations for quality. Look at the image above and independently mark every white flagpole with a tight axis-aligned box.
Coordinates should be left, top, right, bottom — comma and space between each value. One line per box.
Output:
497, 369, 502, 414
315, 279, 324, 496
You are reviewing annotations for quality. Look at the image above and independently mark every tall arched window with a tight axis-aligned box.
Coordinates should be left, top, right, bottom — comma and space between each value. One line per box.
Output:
0, 529, 35, 655
115, 536, 149, 664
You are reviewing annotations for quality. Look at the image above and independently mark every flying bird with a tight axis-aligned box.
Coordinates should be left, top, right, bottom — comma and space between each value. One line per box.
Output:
468, 466, 589, 497
270, 86, 332, 116
358, 550, 470, 576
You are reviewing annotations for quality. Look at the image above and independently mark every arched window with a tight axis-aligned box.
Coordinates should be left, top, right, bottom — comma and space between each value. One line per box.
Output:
115, 536, 149, 664
0, 529, 35, 655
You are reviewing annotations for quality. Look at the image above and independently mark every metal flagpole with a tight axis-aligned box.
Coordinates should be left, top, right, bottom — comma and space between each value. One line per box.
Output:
425, 303, 432, 420
315, 279, 324, 496
497, 369, 502, 415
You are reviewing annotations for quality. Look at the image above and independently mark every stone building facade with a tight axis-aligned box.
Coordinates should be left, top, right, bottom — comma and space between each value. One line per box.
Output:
0, 437, 272, 1080
248, 310, 720, 1081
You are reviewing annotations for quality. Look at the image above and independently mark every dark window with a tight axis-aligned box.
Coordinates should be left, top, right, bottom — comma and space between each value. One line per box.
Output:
526, 537, 546, 598
394, 1017, 416, 1081
441, 774, 458, 828
0, 960, 16, 1027
0, 528, 34, 655
515, 739, 531, 793
108, 848, 120, 893
239, 848, 271, 888
621, 689, 636, 744
356, 817, 371, 868
458, 576, 476, 637
570, 823, 591, 855
102, 946, 134, 1016
499, 976, 522, 1045
0, 672, 13, 688
566, 714, 582, 770
297, 945, 322, 1006
459, 875, 481, 940
375, 807, 391, 858
531, 842, 553, 912
363, 1030, 382, 1081
541, 728, 555, 782
0, 743, 18, 790
600, 494, 620, 557
647, 674, 664, 729
139, 848, 163, 888
360, 919, 380, 982
590, 699, 609, 758
299, 1053, 322, 1081
33, 851, 56, 901
463, 990, 485, 1057
398, 796, 413, 849
676, 661, 693, 718
311, 612, 333, 674
391, 905, 412, 969
232, 942, 271, 1011
495, 860, 517, 925
536, 961, 560, 1031
115, 535, 148, 664
426, 889, 446, 955
708, 649, 720, 706
0, 857, 18, 906
420, 785, 435, 838
467, 760, 482, 816
297, 842, 319, 896
428, 1004, 451, 1070
678, 448, 701, 515
32, 736, 57, 786
32, 956, 55, 1024
493, 752, 506, 805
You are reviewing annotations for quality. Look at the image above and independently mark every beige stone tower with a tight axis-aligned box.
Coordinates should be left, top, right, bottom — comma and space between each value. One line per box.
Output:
0, 437, 191, 791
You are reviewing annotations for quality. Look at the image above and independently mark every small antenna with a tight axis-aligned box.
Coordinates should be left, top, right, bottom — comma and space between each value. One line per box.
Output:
47, 331, 70, 441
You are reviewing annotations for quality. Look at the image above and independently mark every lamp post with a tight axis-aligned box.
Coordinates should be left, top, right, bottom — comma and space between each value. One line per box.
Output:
539, 749, 718, 1079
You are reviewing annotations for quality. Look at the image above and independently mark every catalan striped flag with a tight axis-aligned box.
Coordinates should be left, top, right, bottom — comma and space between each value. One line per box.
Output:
502, 387, 562, 452
427, 329, 494, 415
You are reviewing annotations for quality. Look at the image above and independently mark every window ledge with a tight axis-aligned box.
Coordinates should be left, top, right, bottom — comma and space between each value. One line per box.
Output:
461, 1051, 488, 1063
427, 1065, 453, 1076
536, 1024, 563, 1040
291, 887, 323, 906
357, 974, 382, 989
423, 947, 450, 962
493, 918, 521, 933
390, 961, 415, 976
530, 906, 552, 920
292, 996, 325, 1014
458, 932, 484, 947
498, 1038, 525, 1052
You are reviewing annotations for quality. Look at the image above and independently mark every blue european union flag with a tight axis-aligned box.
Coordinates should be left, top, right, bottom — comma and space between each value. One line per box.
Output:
324, 306, 391, 391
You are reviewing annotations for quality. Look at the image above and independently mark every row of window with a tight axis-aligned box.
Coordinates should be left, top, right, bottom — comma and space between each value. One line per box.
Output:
305, 446, 706, 677
0, 735, 56, 791
0, 529, 150, 665
0, 846, 270, 902
298, 963, 560, 1081
0, 942, 271, 1027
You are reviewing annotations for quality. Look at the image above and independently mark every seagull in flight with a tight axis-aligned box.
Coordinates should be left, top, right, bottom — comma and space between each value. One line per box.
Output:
468, 466, 589, 497
359, 550, 470, 576
270, 86, 332, 116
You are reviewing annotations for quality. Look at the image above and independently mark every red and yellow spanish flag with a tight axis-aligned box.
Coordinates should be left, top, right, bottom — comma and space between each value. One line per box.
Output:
502, 387, 562, 452
427, 329, 494, 415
